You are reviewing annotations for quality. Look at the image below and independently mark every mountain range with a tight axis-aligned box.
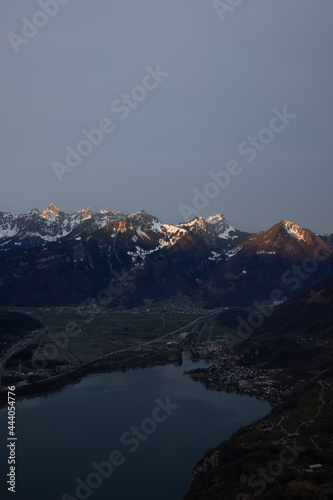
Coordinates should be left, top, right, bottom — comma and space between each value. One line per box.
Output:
0, 204, 126, 250
0, 205, 332, 307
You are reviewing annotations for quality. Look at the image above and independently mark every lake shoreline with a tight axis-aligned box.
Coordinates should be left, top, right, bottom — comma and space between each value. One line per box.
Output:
0, 350, 183, 409
0, 349, 278, 410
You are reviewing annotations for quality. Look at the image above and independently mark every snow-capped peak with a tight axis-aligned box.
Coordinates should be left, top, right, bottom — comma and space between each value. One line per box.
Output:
78, 208, 93, 220
281, 221, 308, 242
0, 207, 241, 253
206, 214, 227, 224
28, 208, 40, 216
100, 209, 122, 215
40, 204, 60, 219
206, 214, 236, 239
179, 213, 236, 240
182, 217, 206, 230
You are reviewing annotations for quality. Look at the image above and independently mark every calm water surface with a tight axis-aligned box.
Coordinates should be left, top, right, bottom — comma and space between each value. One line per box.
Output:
0, 355, 270, 500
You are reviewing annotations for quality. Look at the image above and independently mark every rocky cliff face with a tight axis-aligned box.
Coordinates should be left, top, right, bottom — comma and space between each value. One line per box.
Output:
190, 450, 220, 483
0, 204, 126, 250
0, 207, 332, 308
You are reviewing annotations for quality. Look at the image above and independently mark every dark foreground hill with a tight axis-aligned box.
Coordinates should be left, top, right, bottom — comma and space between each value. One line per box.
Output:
216, 276, 333, 373
0, 311, 43, 338
184, 278, 333, 499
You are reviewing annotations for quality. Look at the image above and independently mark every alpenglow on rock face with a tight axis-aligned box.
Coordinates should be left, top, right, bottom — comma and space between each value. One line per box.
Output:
0, 205, 126, 250
0, 206, 241, 251
0, 206, 331, 308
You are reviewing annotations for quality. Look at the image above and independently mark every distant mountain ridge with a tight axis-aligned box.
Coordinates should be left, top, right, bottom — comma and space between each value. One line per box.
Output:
0, 205, 247, 252
0, 204, 127, 250
197, 219, 333, 307
0, 205, 332, 307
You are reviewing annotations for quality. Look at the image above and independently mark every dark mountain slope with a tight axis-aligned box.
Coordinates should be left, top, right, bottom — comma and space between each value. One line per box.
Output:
198, 221, 333, 307
0, 213, 331, 308
0, 311, 43, 338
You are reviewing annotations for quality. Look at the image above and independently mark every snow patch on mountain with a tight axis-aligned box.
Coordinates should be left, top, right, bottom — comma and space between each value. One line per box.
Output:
281, 221, 308, 242
218, 225, 236, 239
0, 205, 127, 250
257, 251, 277, 255
77, 208, 93, 220
180, 214, 237, 240
0, 207, 243, 255
208, 251, 223, 262
225, 246, 242, 259
0, 226, 18, 239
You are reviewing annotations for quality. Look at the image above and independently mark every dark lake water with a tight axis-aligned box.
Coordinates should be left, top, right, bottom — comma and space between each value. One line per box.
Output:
0, 355, 270, 500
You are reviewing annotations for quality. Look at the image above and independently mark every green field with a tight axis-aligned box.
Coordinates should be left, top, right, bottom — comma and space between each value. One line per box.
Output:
6, 309, 205, 368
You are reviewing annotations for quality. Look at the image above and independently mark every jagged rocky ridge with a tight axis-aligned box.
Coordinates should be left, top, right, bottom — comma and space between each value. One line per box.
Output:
0, 205, 332, 307
0, 204, 127, 250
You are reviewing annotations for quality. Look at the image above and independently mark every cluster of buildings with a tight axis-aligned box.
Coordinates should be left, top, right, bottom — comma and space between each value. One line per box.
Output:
186, 340, 293, 405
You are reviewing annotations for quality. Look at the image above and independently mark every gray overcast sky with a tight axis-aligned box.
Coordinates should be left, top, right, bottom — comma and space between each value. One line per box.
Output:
1, 0, 332, 233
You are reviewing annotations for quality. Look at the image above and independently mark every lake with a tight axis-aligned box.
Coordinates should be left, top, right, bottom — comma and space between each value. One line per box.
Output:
0, 355, 270, 500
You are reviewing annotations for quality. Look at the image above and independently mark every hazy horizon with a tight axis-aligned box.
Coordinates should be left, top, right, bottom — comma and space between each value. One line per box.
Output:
1, 201, 331, 236
1, 0, 332, 233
